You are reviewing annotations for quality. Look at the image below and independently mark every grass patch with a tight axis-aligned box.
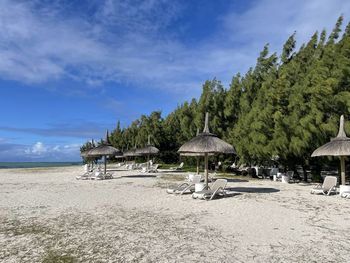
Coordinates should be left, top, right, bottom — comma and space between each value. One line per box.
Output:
158, 173, 185, 181
42, 250, 78, 263
213, 173, 259, 181
0, 219, 51, 236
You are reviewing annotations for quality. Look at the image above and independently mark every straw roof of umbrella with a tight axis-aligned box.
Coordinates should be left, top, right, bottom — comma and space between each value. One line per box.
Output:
312, 115, 350, 185
87, 130, 122, 174
180, 152, 214, 156
178, 114, 236, 155
80, 150, 89, 157
88, 131, 122, 157
135, 135, 159, 155
311, 115, 350, 157
179, 129, 215, 157
123, 148, 142, 157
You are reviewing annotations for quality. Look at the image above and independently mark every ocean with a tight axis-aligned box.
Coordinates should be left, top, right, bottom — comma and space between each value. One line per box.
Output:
0, 162, 82, 169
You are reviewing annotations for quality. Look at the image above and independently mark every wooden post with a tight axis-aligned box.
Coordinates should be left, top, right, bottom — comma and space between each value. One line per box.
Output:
147, 154, 150, 171
204, 153, 208, 188
104, 155, 107, 174
196, 156, 200, 175
340, 156, 346, 185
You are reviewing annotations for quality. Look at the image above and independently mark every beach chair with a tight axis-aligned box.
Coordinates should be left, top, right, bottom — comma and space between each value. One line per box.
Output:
192, 179, 227, 200
311, 176, 337, 195
141, 164, 159, 173
76, 173, 90, 180
170, 162, 184, 171
103, 173, 114, 179
287, 171, 301, 183
340, 192, 350, 198
76, 165, 96, 180
149, 164, 159, 173
167, 174, 201, 195
270, 168, 279, 181
90, 171, 114, 180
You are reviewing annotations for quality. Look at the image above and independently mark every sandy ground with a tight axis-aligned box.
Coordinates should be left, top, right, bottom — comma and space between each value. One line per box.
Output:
0, 166, 350, 263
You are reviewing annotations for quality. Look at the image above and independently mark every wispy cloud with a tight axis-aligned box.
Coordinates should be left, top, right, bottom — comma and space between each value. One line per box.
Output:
0, 121, 111, 138
0, 0, 349, 95
0, 141, 81, 161
221, 0, 350, 52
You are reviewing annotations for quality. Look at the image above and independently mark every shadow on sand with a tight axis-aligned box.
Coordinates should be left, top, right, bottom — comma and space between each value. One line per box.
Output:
107, 169, 130, 172
121, 174, 157, 178
214, 178, 249, 183
226, 187, 280, 194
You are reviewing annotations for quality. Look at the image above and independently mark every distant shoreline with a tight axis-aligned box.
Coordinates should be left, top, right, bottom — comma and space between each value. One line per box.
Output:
0, 162, 82, 169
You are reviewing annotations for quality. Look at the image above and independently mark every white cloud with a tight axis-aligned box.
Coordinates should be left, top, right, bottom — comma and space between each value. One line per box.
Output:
30, 142, 47, 155
19, 141, 81, 160
221, 0, 350, 55
0, 0, 349, 97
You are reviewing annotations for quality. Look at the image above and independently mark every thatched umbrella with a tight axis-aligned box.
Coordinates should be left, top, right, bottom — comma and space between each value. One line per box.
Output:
180, 130, 214, 175
80, 150, 89, 158
312, 115, 350, 185
135, 135, 159, 170
88, 131, 122, 174
124, 144, 142, 158
178, 112, 236, 188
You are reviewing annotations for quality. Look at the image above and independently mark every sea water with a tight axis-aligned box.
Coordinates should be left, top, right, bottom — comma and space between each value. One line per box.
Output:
0, 162, 82, 169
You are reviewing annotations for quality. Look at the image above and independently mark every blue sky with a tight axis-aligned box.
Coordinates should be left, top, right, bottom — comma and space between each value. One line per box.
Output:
0, 0, 349, 162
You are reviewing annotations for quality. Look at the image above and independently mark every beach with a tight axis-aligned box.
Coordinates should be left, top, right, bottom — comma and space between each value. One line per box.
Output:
1, 166, 350, 263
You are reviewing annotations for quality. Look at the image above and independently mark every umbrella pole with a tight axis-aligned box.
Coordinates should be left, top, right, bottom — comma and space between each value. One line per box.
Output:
104, 155, 107, 174
204, 153, 208, 188
196, 156, 199, 175
340, 156, 346, 185
147, 154, 150, 171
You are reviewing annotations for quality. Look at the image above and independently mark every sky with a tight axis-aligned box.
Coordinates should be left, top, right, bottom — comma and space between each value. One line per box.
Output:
0, 0, 349, 162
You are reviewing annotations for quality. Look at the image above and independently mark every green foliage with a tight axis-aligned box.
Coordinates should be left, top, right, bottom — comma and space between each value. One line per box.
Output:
80, 16, 350, 173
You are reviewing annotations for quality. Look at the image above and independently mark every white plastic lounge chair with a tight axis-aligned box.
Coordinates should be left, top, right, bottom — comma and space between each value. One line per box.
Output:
311, 176, 337, 195
167, 174, 202, 195
149, 164, 159, 173
269, 168, 279, 181
90, 172, 114, 180
76, 165, 97, 180
76, 173, 90, 180
192, 179, 227, 200
170, 162, 184, 171
141, 164, 159, 173
340, 191, 350, 198
287, 171, 301, 183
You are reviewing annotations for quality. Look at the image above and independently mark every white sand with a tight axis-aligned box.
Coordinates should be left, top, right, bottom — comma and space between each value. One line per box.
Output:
0, 166, 350, 262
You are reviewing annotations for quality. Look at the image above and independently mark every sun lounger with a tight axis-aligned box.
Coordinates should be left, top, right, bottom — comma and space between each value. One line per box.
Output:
170, 162, 184, 171
311, 176, 337, 195
287, 171, 301, 183
167, 174, 201, 195
76, 164, 98, 180
141, 164, 159, 173
269, 168, 280, 181
340, 191, 350, 198
91, 173, 114, 180
192, 179, 227, 200
76, 172, 91, 180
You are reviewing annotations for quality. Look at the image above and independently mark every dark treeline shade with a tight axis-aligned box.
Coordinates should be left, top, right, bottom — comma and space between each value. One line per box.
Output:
81, 16, 350, 175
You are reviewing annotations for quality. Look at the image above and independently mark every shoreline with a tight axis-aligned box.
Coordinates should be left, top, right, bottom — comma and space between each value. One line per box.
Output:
0, 162, 82, 170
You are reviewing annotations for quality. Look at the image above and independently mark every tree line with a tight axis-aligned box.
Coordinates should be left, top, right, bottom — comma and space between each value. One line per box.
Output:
81, 16, 350, 176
